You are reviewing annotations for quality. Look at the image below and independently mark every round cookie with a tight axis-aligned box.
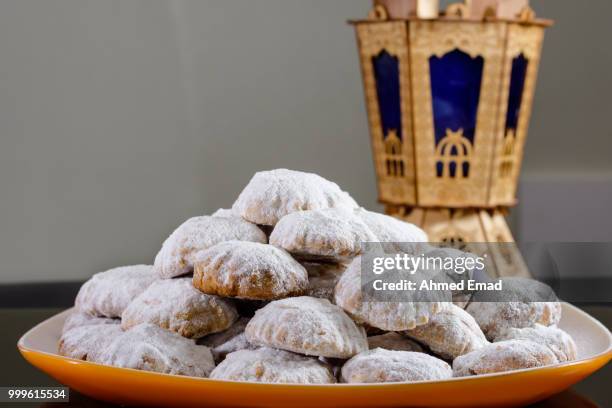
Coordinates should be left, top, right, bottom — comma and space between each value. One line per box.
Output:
466, 277, 561, 339
270, 208, 376, 262
210, 347, 337, 384
341, 348, 452, 383
59, 324, 123, 360
193, 241, 308, 300
355, 208, 428, 250
303, 262, 347, 301
211, 332, 257, 364
404, 304, 488, 360
211, 208, 236, 218
467, 301, 561, 340
453, 339, 558, 377
495, 324, 577, 362
334, 257, 449, 331
198, 317, 250, 348
122, 278, 238, 339
232, 169, 358, 226
197, 317, 255, 363
62, 310, 119, 334
245, 296, 367, 359
75, 265, 157, 318
367, 332, 423, 353
154, 216, 267, 279
88, 323, 215, 377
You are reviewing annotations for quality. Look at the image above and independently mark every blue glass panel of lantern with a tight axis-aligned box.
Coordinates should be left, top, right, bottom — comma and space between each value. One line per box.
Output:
505, 53, 529, 133
429, 49, 484, 146
372, 50, 402, 140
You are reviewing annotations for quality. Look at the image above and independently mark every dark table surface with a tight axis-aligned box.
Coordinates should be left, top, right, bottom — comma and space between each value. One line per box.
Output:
1, 303, 610, 407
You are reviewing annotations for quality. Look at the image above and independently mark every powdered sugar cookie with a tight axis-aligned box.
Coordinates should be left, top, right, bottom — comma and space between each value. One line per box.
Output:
536, 300, 562, 326
154, 216, 267, 279
210, 347, 336, 384
245, 296, 367, 358
404, 304, 488, 360
453, 339, 558, 377
75, 265, 157, 318
334, 257, 449, 331
495, 324, 577, 362
193, 241, 308, 300
198, 317, 250, 348
466, 277, 561, 339
211, 208, 236, 218
62, 310, 119, 334
270, 208, 376, 262
367, 332, 423, 352
59, 324, 123, 360
89, 323, 215, 377
197, 317, 255, 363
211, 333, 257, 363
232, 169, 358, 226
122, 278, 238, 338
303, 262, 347, 301
356, 208, 428, 250
341, 349, 452, 383
467, 301, 560, 340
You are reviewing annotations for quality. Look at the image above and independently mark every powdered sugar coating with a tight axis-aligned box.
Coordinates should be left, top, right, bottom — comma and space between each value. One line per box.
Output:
89, 323, 215, 377
121, 278, 238, 338
245, 296, 368, 358
62, 310, 119, 334
75, 265, 157, 318
495, 324, 577, 362
199, 317, 250, 348
367, 332, 423, 353
210, 347, 336, 384
59, 324, 123, 360
404, 304, 488, 360
211, 333, 257, 363
466, 301, 561, 340
341, 348, 452, 383
453, 339, 558, 377
270, 208, 377, 262
193, 241, 308, 300
356, 208, 428, 248
232, 169, 358, 226
154, 216, 267, 279
211, 208, 236, 218
196, 317, 255, 363
334, 257, 449, 331
466, 277, 561, 339
303, 262, 347, 301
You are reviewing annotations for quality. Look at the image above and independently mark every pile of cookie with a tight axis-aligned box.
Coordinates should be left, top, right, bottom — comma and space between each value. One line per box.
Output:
59, 169, 577, 384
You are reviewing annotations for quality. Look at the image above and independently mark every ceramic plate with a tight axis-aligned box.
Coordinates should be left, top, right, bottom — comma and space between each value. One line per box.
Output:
18, 303, 611, 408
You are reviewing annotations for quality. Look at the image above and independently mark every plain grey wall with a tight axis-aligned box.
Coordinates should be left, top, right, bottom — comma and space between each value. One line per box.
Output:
0, 0, 610, 283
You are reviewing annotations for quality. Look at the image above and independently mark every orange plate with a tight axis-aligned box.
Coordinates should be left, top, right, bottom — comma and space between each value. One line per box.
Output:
19, 303, 611, 408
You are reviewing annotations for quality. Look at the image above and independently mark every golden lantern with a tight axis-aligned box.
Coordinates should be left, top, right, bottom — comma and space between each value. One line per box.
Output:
351, 1, 551, 261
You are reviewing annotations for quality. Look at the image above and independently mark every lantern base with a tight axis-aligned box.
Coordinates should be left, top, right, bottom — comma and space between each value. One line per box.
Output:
385, 205, 530, 278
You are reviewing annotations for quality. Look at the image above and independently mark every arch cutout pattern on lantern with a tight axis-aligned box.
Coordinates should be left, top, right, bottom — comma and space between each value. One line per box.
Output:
429, 48, 484, 180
